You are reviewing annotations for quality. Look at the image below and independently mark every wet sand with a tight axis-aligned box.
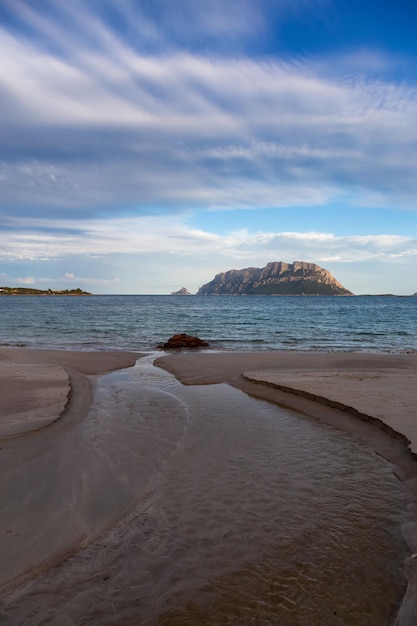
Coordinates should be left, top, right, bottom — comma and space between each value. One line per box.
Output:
155, 351, 417, 450
1, 347, 417, 624
0, 347, 142, 437
155, 350, 417, 626
0, 348, 142, 591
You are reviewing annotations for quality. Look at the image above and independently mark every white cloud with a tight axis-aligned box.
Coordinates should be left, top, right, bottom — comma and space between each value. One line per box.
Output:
1, 214, 415, 265
1, 12, 417, 214
1, 214, 415, 293
15, 276, 35, 284
59, 273, 120, 286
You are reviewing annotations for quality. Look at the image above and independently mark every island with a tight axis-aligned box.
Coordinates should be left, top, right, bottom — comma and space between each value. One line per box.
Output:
0, 287, 91, 296
170, 287, 191, 295
197, 261, 353, 296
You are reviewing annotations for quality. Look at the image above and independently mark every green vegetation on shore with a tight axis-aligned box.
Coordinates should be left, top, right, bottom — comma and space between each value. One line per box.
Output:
0, 287, 91, 296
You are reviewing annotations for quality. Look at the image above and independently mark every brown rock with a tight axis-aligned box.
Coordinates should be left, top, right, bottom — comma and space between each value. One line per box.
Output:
160, 333, 209, 350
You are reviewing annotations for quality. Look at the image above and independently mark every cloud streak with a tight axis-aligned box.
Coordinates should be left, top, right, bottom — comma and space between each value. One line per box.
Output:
1, 213, 415, 263
1, 4, 417, 217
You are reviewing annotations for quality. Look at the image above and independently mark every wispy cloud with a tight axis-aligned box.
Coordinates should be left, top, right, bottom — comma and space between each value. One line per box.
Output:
1, 3, 417, 218
15, 276, 35, 285
1, 213, 415, 264
59, 272, 120, 286
1, 1, 416, 294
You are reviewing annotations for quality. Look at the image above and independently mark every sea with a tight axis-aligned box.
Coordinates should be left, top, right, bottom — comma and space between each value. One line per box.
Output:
0, 294, 416, 352
1, 295, 416, 625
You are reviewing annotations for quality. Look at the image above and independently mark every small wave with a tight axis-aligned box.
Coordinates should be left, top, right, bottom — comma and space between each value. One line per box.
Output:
282, 339, 302, 345
227, 338, 265, 343
355, 331, 385, 337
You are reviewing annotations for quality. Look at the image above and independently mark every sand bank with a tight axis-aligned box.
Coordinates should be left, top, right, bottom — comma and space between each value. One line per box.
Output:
155, 351, 417, 451
0, 348, 142, 591
0, 348, 142, 438
0, 347, 142, 376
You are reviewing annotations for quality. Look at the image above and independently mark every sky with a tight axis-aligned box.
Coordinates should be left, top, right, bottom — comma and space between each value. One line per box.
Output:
1, 0, 417, 295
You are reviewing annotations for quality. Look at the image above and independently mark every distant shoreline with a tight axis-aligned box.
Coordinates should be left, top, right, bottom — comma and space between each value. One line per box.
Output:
0, 291, 415, 297
0, 288, 91, 296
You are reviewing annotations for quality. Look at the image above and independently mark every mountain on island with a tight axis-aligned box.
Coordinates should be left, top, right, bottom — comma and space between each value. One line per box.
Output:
197, 262, 353, 296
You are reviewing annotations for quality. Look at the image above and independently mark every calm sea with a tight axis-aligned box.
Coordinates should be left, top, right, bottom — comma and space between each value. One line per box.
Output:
0, 294, 416, 353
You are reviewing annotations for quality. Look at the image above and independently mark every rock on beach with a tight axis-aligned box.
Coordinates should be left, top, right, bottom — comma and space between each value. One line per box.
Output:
160, 334, 209, 350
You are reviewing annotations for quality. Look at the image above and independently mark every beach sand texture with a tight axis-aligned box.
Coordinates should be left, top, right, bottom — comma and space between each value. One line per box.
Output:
1, 347, 417, 624
0, 348, 141, 591
0, 348, 142, 438
0, 362, 70, 438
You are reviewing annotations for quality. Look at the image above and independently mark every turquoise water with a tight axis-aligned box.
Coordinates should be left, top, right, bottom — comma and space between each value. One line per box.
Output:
0, 295, 416, 352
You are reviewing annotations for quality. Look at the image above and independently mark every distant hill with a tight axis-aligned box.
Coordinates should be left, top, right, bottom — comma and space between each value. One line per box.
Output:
197, 262, 353, 296
0, 287, 91, 296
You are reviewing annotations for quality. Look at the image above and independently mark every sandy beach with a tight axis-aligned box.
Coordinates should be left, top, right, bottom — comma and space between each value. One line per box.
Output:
0, 349, 141, 439
1, 347, 417, 624
0, 348, 142, 592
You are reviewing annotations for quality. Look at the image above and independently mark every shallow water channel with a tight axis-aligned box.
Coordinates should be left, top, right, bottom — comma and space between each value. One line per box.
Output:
1, 355, 408, 625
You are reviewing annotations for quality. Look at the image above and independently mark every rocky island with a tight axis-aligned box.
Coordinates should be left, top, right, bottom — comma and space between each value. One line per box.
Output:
170, 287, 191, 295
197, 261, 352, 296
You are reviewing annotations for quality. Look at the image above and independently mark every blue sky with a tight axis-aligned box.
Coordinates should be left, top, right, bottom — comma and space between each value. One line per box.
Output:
0, 0, 416, 294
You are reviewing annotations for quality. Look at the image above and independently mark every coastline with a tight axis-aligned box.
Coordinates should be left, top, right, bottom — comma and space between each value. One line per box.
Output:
1, 347, 417, 623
